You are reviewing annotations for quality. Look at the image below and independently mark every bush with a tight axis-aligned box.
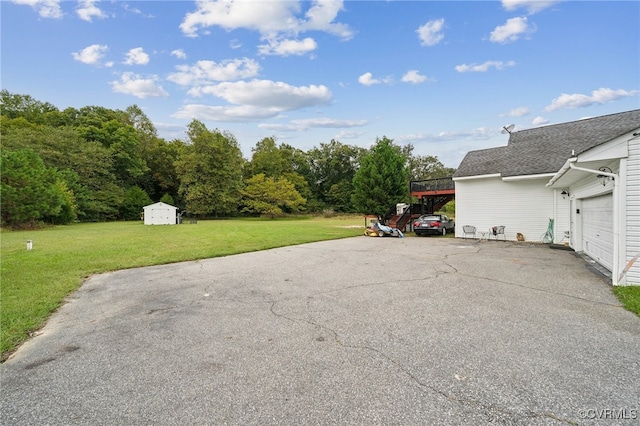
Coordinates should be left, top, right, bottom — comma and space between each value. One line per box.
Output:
322, 208, 336, 218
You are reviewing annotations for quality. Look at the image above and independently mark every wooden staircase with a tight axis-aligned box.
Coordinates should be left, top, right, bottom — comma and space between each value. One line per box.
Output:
386, 177, 456, 231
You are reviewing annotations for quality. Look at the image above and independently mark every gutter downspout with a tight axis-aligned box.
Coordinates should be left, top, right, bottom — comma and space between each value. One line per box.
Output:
569, 163, 620, 285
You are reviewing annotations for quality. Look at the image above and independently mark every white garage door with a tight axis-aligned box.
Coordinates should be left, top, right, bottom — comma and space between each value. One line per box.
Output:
581, 193, 613, 271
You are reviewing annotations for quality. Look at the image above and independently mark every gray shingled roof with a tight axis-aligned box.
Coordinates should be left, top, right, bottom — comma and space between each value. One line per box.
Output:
454, 109, 640, 178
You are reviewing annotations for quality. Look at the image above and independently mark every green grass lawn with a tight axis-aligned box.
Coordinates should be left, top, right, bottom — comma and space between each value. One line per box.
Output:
0, 216, 364, 360
613, 286, 640, 318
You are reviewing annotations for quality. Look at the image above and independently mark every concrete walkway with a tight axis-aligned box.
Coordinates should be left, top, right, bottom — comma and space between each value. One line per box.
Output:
2, 238, 639, 425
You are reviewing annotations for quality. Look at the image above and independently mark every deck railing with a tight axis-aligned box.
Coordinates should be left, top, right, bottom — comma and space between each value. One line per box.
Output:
410, 177, 454, 193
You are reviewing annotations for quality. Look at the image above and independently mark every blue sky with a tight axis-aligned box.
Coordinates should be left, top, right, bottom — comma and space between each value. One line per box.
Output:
2, 0, 639, 167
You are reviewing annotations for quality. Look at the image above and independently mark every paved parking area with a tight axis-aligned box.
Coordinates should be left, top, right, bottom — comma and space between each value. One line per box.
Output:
2, 237, 639, 425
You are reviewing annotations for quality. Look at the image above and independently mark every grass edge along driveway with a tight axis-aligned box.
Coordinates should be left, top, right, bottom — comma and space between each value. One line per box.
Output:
2, 217, 639, 361
1, 217, 364, 361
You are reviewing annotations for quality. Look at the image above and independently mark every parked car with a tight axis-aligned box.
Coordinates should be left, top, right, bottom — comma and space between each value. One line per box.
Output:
413, 214, 455, 236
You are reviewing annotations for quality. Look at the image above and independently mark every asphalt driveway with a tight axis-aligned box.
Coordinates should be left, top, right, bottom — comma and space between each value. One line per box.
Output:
2, 237, 639, 425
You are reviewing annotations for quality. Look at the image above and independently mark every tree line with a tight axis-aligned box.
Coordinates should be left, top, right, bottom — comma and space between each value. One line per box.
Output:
0, 90, 455, 228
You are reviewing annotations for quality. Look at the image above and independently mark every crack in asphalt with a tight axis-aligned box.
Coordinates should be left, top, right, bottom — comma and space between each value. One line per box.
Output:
439, 257, 621, 308
268, 300, 576, 425
438, 244, 619, 308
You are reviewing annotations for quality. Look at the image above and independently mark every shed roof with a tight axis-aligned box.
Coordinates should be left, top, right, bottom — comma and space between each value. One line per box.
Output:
453, 109, 640, 178
143, 201, 178, 210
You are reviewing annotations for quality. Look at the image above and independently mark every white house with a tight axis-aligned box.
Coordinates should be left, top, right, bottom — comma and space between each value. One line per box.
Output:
143, 202, 178, 225
453, 109, 640, 286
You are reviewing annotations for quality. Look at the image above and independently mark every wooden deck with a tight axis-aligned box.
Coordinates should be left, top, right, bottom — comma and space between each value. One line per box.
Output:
410, 177, 455, 198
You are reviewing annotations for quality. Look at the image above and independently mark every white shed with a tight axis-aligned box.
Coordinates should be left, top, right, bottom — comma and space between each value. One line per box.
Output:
143, 202, 178, 225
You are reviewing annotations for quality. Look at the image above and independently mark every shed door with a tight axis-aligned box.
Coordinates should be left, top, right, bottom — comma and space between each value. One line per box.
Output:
581, 193, 613, 271
152, 208, 170, 223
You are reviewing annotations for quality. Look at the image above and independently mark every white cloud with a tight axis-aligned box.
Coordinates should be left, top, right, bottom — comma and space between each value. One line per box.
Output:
71, 44, 108, 65
532, 116, 549, 125
123, 47, 150, 65
180, 1, 296, 37
12, 0, 62, 18
502, 106, 530, 117
121, 2, 154, 18
455, 60, 515, 73
501, 0, 560, 15
258, 37, 318, 56
76, 0, 107, 22
259, 117, 367, 132
401, 70, 429, 84
437, 128, 495, 140
490, 17, 534, 44
179, 0, 352, 41
335, 130, 365, 139
110, 72, 169, 99
173, 104, 280, 122
358, 72, 392, 86
358, 72, 377, 86
416, 18, 445, 47
155, 122, 187, 141
301, 0, 353, 38
171, 49, 187, 60
397, 127, 495, 144
167, 58, 260, 86
193, 79, 332, 110
545, 88, 639, 111
173, 79, 332, 122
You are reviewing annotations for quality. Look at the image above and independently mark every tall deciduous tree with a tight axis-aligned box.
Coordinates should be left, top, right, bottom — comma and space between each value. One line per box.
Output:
175, 120, 244, 216
137, 138, 183, 203
107, 124, 148, 187
247, 137, 284, 178
403, 144, 455, 181
0, 90, 58, 124
307, 140, 365, 212
246, 138, 312, 207
351, 137, 409, 223
125, 104, 157, 137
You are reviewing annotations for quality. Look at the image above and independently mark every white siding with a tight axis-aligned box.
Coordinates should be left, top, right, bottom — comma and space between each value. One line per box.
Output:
554, 190, 571, 244
454, 176, 554, 242
625, 138, 640, 285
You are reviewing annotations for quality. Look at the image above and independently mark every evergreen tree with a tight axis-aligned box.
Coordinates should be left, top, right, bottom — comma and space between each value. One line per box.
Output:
120, 186, 153, 220
159, 193, 175, 206
351, 137, 409, 223
1, 149, 67, 227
